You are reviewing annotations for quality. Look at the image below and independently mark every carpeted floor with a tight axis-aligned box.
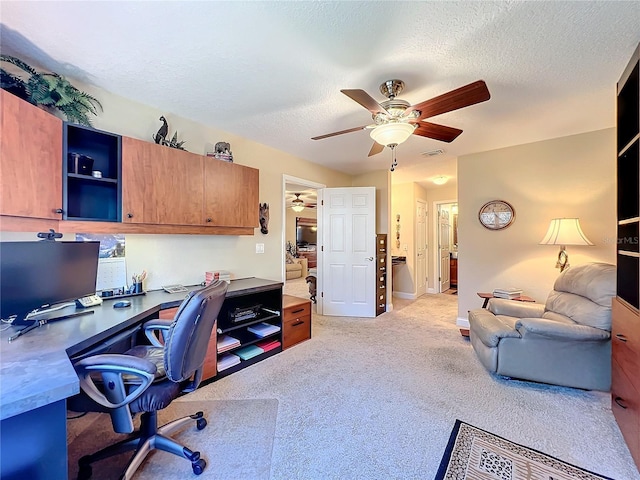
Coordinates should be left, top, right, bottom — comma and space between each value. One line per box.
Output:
65, 288, 640, 479
67, 399, 278, 479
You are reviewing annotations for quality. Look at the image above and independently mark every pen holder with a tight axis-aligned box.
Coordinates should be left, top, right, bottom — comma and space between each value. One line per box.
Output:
133, 282, 143, 294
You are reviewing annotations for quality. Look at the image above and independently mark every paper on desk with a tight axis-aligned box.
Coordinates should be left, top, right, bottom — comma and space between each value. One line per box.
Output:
96, 257, 127, 291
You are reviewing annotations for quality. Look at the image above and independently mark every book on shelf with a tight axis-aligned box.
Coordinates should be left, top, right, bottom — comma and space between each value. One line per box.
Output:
235, 344, 264, 361
217, 353, 241, 371
247, 322, 281, 338
217, 334, 241, 353
492, 287, 523, 299
256, 339, 281, 352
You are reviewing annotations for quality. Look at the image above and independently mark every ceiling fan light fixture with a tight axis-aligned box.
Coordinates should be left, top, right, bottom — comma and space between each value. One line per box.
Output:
369, 122, 415, 147
291, 193, 305, 212
432, 175, 449, 185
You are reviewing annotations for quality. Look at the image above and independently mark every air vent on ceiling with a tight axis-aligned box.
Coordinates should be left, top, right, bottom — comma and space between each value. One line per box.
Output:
422, 149, 445, 157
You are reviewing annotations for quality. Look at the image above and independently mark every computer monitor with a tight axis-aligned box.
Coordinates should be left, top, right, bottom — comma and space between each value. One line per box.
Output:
0, 241, 100, 325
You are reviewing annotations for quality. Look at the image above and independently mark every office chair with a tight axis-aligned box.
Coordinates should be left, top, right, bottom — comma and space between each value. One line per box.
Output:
68, 280, 228, 480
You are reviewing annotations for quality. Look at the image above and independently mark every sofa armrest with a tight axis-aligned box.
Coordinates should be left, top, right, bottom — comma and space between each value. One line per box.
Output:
515, 317, 611, 341
469, 308, 521, 347
487, 298, 545, 318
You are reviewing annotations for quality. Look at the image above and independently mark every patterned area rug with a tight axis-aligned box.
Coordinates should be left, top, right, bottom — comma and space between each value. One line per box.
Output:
436, 420, 613, 480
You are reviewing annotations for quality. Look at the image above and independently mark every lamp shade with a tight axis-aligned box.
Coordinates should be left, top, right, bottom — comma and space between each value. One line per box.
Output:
369, 122, 415, 146
291, 204, 304, 212
539, 218, 594, 246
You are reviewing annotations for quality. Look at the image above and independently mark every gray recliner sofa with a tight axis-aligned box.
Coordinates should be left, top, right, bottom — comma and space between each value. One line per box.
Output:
468, 262, 616, 391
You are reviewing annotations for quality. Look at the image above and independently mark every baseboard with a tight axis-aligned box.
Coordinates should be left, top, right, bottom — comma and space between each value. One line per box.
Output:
393, 291, 417, 300
427, 287, 437, 294
456, 317, 470, 328
386, 302, 394, 312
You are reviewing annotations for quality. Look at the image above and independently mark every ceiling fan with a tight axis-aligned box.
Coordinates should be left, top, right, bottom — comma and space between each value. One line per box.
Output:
290, 193, 316, 212
311, 79, 491, 160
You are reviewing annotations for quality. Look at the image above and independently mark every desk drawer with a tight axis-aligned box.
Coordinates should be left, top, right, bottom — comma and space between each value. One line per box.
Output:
283, 314, 311, 349
612, 358, 640, 465
283, 302, 311, 322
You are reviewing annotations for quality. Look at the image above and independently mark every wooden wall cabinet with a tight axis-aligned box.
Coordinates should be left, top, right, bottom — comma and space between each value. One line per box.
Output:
0, 90, 63, 221
122, 137, 204, 226
204, 160, 258, 227
612, 42, 640, 471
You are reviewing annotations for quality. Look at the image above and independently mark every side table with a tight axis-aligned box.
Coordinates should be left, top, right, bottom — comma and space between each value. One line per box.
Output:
282, 294, 312, 349
460, 292, 536, 337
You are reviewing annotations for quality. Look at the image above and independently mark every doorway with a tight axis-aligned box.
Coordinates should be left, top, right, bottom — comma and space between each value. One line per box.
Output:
434, 201, 458, 293
282, 175, 325, 298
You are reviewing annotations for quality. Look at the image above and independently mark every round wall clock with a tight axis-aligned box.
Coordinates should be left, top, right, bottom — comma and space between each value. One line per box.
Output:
478, 200, 515, 230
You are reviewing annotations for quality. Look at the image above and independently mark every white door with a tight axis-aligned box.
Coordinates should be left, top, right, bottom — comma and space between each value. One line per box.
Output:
416, 200, 427, 296
439, 207, 451, 292
319, 187, 376, 317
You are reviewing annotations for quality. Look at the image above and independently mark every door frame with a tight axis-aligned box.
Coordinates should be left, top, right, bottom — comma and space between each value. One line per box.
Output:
282, 174, 326, 283
432, 199, 457, 293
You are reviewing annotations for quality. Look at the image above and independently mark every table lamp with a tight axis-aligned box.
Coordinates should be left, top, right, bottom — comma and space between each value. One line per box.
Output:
539, 218, 593, 272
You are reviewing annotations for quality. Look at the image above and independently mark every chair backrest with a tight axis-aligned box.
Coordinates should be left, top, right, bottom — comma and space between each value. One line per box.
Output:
164, 280, 228, 388
544, 262, 616, 330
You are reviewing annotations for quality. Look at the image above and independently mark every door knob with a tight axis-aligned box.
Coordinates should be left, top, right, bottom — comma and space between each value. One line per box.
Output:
366, 257, 374, 261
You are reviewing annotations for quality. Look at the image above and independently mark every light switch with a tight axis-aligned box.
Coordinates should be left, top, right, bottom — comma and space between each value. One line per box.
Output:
256, 243, 265, 254
403, 244, 408, 251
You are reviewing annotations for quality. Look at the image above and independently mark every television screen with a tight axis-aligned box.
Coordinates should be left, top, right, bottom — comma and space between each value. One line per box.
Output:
296, 225, 317, 246
0, 241, 100, 325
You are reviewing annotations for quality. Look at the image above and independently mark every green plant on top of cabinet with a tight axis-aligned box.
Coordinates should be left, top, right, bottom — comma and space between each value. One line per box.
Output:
0, 90, 63, 220
63, 123, 122, 222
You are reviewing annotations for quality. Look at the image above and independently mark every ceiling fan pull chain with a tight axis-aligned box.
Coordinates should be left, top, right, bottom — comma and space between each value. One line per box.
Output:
390, 145, 397, 172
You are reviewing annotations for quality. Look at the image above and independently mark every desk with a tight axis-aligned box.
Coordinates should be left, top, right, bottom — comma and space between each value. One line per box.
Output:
0, 277, 281, 480
477, 292, 535, 309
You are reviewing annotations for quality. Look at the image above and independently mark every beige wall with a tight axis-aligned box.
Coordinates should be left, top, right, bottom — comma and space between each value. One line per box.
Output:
9, 79, 353, 289
456, 128, 616, 326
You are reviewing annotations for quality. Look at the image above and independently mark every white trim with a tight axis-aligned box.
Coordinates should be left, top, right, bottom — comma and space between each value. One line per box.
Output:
432, 199, 457, 293
427, 287, 437, 294
393, 291, 417, 300
456, 317, 470, 328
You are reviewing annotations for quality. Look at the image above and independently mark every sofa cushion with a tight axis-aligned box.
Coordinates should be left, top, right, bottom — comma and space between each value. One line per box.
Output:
544, 291, 612, 331
552, 262, 616, 307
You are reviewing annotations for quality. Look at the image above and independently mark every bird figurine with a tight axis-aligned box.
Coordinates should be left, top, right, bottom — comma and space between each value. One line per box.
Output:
154, 116, 168, 144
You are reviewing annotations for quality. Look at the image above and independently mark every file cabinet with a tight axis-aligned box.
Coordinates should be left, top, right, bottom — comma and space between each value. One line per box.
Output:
376, 234, 387, 316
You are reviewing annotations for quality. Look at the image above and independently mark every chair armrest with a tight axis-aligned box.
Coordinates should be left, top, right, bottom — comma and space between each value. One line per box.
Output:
515, 317, 611, 341
74, 353, 157, 409
487, 298, 545, 318
143, 319, 173, 347
469, 308, 521, 347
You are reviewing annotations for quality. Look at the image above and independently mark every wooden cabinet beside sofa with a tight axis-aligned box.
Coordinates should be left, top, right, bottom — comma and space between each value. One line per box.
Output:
612, 43, 640, 470
0, 92, 259, 235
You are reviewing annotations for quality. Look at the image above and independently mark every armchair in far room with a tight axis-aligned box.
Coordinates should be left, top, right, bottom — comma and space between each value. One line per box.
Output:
285, 252, 308, 280
67, 280, 228, 480
468, 262, 616, 391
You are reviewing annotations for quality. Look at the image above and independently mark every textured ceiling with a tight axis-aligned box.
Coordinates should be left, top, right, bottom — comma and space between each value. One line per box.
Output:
1, 2, 639, 190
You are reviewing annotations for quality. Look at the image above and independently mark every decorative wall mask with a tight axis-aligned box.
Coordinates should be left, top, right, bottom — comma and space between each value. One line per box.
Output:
396, 214, 401, 248
259, 203, 269, 234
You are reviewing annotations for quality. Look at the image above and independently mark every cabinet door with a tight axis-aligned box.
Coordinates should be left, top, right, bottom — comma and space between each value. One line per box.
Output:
0, 90, 63, 219
122, 137, 203, 225
204, 160, 258, 227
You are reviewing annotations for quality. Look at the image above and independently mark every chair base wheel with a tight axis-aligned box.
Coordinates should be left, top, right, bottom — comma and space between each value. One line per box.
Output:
192, 458, 206, 475
196, 417, 207, 430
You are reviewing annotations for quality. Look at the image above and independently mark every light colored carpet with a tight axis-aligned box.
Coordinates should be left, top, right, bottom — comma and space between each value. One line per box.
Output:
67, 399, 278, 479
66, 291, 640, 480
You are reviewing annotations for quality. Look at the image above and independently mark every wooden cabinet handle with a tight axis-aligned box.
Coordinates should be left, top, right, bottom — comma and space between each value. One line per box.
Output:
127, 213, 134, 218
292, 320, 305, 326
206, 218, 212, 223
54, 208, 64, 214
614, 396, 628, 409
615, 333, 628, 342
291, 308, 305, 314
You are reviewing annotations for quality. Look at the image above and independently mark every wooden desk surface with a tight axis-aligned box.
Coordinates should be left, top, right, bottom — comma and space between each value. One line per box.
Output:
0, 277, 282, 421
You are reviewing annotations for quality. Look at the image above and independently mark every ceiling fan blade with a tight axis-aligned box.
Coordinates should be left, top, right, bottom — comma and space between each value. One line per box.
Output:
311, 125, 368, 140
341, 89, 389, 115
413, 122, 463, 143
368, 142, 384, 157
408, 80, 490, 120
